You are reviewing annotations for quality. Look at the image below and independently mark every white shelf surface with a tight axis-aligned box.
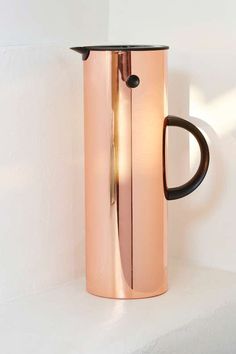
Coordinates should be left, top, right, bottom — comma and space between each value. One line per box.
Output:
0, 260, 236, 354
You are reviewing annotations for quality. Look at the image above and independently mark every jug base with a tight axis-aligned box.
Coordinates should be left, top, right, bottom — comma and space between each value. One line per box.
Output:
86, 286, 168, 300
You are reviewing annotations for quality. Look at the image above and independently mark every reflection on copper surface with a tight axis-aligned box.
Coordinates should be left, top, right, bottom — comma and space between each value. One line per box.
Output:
84, 49, 168, 299
116, 51, 133, 289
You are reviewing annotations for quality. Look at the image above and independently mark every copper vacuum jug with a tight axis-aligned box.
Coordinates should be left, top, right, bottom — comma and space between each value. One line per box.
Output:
71, 45, 210, 299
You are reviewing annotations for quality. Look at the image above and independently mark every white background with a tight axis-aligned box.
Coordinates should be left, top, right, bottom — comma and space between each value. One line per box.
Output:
0, 0, 235, 303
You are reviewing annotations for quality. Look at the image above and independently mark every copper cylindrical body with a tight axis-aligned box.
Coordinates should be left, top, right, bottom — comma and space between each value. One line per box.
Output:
83, 47, 168, 299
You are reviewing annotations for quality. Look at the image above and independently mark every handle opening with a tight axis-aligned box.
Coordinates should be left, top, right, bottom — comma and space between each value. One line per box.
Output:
164, 115, 210, 200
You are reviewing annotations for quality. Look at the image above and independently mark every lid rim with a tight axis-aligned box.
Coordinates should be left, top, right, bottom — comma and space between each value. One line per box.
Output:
71, 45, 169, 52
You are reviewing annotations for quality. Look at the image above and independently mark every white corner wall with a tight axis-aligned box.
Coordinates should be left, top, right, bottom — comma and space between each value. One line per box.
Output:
108, 0, 236, 272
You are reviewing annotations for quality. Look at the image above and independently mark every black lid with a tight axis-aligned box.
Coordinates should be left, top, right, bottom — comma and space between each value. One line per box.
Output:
71, 45, 169, 60
71, 45, 169, 51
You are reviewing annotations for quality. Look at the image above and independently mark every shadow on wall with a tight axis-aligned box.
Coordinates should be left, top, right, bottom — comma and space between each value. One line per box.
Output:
167, 70, 225, 262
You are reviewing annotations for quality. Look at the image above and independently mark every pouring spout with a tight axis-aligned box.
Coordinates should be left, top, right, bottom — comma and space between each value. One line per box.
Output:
70, 47, 90, 60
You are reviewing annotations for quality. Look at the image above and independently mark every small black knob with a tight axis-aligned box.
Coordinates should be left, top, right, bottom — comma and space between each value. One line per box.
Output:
126, 75, 140, 88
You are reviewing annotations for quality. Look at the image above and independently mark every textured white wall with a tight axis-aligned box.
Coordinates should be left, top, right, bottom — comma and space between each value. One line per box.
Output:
108, 0, 236, 272
0, 0, 109, 302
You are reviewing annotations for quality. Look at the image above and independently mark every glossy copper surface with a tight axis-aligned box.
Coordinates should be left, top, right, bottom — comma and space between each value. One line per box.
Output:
84, 49, 168, 298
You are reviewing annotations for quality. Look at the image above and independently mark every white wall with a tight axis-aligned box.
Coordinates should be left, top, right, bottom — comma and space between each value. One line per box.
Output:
0, 0, 108, 46
0, 47, 81, 302
109, 0, 236, 272
0, 0, 109, 302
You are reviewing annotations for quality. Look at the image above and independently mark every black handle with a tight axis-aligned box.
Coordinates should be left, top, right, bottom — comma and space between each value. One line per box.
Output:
163, 115, 210, 200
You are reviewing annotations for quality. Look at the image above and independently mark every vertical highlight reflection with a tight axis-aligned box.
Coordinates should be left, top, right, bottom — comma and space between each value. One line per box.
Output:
111, 51, 134, 291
